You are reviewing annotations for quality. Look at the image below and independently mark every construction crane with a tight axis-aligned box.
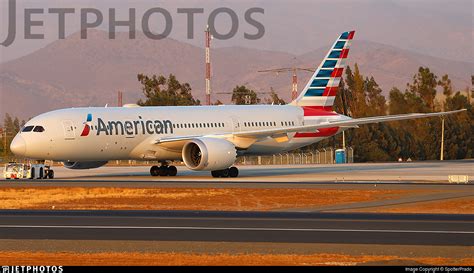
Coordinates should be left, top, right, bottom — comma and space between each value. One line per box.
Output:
258, 67, 315, 100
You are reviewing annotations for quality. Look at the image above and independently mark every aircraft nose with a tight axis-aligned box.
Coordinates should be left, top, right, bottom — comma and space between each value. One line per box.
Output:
10, 135, 26, 156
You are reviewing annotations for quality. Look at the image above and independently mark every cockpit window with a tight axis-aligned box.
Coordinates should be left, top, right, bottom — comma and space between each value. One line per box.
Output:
22, 126, 34, 132
33, 126, 45, 132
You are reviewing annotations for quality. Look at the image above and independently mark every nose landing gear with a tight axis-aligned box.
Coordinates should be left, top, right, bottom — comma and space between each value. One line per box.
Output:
150, 164, 177, 177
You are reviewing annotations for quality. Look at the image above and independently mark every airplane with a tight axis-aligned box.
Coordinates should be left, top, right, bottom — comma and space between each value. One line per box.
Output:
9, 30, 465, 179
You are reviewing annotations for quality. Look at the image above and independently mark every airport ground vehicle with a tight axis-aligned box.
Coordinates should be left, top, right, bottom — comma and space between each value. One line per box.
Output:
3, 162, 54, 179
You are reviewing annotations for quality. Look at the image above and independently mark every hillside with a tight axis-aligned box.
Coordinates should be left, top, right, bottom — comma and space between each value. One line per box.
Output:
0, 30, 471, 119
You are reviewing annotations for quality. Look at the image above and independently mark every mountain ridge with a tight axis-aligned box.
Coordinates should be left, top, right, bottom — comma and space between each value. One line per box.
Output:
1, 30, 471, 120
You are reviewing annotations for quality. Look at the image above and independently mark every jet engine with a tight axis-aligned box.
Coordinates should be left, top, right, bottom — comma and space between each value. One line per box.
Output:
63, 161, 108, 169
182, 138, 237, 171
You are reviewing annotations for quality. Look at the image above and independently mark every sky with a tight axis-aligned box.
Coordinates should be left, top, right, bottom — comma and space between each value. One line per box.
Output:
0, 0, 473, 63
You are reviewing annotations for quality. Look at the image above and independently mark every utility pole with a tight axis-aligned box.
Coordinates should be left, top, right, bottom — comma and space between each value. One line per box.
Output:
205, 25, 212, 105
117, 90, 123, 107
2, 128, 7, 157
440, 117, 445, 161
291, 72, 298, 101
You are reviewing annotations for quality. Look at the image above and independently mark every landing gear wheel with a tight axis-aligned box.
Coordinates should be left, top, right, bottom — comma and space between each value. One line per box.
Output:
38, 168, 43, 179
211, 170, 221, 178
211, 167, 239, 178
229, 167, 239, 178
47, 170, 54, 179
150, 165, 160, 176
168, 166, 177, 176
159, 166, 169, 176
221, 168, 230, 178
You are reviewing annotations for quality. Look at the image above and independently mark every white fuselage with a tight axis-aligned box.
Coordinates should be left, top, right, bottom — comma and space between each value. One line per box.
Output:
12, 104, 350, 162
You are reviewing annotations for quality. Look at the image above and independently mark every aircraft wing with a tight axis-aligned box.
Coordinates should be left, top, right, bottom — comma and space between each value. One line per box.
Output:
154, 109, 465, 149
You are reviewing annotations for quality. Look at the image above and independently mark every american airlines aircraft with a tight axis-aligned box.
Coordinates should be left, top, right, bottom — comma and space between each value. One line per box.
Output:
9, 31, 464, 178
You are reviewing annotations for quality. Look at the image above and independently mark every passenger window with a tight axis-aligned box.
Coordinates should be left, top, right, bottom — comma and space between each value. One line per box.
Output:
22, 126, 34, 132
33, 126, 45, 132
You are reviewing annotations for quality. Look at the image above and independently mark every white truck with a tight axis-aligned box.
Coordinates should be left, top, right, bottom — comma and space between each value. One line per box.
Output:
3, 162, 54, 179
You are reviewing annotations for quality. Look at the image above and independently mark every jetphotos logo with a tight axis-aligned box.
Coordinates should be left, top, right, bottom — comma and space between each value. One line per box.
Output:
80, 113, 92, 136
1, 265, 63, 273
1, 0, 265, 47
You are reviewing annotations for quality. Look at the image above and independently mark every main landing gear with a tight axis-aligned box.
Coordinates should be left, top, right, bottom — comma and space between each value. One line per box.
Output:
150, 164, 177, 177
211, 166, 239, 178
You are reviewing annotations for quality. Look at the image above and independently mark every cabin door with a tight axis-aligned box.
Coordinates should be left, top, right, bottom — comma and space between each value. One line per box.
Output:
62, 120, 76, 140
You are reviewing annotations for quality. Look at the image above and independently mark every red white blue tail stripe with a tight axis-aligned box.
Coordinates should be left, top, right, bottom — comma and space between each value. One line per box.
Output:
292, 31, 355, 110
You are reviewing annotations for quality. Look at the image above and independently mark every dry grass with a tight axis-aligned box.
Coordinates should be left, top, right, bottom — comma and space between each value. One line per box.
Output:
0, 251, 472, 266
0, 187, 410, 211
371, 197, 474, 214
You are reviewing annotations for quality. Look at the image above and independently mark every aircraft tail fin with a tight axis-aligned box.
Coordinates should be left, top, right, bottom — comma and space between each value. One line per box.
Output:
291, 31, 355, 111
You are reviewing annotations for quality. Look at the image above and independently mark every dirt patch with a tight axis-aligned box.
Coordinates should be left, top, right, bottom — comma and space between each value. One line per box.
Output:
0, 251, 471, 266
0, 187, 413, 210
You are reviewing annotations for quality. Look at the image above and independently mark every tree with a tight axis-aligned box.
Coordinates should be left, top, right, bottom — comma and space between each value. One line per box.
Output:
407, 67, 438, 112
333, 78, 348, 115
264, 88, 286, 105
348, 64, 367, 117
438, 74, 453, 99
231, 85, 261, 105
443, 92, 473, 159
388, 87, 407, 115
2, 113, 23, 156
137, 74, 200, 106
365, 76, 386, 116
212, 99, 223, 105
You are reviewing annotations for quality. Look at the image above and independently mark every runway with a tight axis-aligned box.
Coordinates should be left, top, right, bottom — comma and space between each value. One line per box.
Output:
1, 161, 472, 187
0, 210, 472, 246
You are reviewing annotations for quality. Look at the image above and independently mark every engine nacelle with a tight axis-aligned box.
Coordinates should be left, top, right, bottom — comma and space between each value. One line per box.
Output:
63, 161, 108, 169
182, 138, 237, 171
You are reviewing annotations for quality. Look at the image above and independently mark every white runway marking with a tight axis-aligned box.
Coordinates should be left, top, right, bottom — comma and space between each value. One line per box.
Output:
0, 225, 472, 234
